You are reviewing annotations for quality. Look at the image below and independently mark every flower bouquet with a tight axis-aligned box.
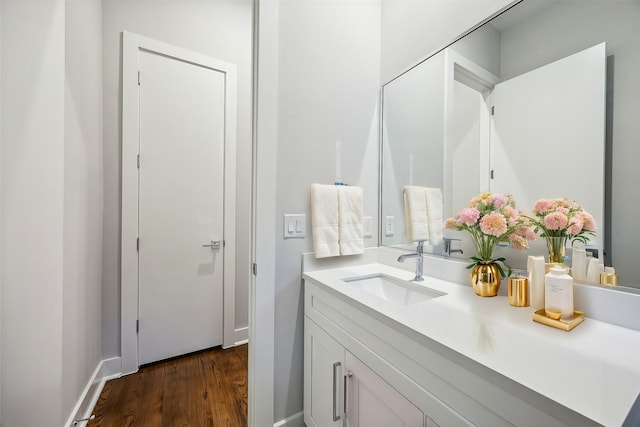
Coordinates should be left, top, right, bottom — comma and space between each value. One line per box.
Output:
528, 198, 596, 264
445, 193, 535, 296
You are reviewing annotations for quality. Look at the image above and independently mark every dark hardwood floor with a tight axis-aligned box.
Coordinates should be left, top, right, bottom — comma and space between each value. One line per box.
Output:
89, 345, 248, 427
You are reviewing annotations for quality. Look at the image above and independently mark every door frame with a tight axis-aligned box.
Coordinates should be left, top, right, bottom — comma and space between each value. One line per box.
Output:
120, 31, 237, 375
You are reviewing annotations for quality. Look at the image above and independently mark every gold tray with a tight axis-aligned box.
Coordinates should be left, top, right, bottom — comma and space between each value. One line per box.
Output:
532, 309, 585, 331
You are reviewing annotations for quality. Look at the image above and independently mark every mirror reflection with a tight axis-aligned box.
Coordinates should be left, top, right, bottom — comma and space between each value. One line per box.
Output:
381, 0, 640, 289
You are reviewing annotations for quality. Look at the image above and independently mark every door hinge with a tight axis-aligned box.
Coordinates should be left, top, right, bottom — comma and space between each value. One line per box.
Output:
137, 154, 140, 168
490, 169, 495, 179
136, 319, 139, 333
137, 237, 139, 251
252, 263, 257, 276
491, 105, 495, 115
137, 71, 141, 86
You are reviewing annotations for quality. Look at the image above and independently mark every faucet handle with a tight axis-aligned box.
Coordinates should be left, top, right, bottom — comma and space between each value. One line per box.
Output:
443, 237, 463, 256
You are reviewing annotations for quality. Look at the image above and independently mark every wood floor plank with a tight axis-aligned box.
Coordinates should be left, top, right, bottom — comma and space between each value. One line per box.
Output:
88, 346, 247, 427
203, 348, 235, 426
136, 363, 165, 427
162, 356, 191, 427
222, 347, 248, 425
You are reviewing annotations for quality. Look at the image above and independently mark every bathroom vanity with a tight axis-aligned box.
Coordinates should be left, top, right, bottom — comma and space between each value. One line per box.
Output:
302, 249, 640, 427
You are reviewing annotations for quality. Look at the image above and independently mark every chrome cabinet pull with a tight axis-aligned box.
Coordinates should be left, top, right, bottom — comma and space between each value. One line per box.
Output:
333, 362, 341, 421
343, 372, 353, 420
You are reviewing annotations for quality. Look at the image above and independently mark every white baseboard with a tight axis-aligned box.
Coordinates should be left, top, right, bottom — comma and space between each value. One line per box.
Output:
234, 326, 248, 345
63, 357, 122, 427
223, 326, 249, 349
63, 361, 106, 427
102, 356, 123, 379
273, 411, 304, 427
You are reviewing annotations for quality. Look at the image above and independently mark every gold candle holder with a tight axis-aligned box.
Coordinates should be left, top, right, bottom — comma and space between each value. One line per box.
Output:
508, 277, 529, 307
600, 272, 619, 286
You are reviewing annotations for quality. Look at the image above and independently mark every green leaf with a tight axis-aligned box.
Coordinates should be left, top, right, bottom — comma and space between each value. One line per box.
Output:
494, 262, 506, 278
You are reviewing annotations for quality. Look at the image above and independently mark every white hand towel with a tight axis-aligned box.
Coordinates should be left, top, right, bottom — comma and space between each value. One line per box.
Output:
337, 186, 364, 256
425, 187, 443, 245
310, 184, 340, 258
403, 185, 429, 243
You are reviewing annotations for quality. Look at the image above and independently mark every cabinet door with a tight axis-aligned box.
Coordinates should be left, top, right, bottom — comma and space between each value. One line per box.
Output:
345, 352, 424, 427
304, 318, 346, 427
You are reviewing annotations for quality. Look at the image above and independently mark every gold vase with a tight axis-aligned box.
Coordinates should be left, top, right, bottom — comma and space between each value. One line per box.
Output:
470, 262, 501, 297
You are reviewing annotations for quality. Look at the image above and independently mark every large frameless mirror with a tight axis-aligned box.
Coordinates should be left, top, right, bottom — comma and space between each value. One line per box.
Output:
380, 0, 640, 290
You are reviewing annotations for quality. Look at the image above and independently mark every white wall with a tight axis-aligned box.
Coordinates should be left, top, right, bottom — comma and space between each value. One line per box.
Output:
380, 0, 515, 83
451, 23, 501, 77
258, 0, 382, 423
1, 1, 66, 425
101, 0, 253, 358
63, 0, 104, 420
1, 1, 103, 425
253, 1, 521, 423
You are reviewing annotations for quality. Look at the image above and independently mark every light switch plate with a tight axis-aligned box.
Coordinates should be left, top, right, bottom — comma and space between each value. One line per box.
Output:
363, 216, 373, 238
385, 216, 394, 236
284, 214, 306, 239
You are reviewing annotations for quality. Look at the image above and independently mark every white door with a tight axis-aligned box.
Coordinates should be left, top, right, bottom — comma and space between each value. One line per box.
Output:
490, 43, 606, 252
137, 49, 226, 365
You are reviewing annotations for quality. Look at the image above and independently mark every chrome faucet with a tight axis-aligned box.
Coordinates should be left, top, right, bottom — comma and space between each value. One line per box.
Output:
397, 240, 424, 281
443, 237, 464, 256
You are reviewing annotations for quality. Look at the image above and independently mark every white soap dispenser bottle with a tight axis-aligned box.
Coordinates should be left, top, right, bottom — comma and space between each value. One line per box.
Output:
571, 243, 587, 281
545, 266, 574, 319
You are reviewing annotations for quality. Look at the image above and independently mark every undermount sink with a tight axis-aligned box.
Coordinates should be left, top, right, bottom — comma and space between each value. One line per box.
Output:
341, 273, 446, 306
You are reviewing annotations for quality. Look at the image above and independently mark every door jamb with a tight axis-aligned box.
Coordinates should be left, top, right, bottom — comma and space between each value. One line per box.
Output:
120, 31, 237, 375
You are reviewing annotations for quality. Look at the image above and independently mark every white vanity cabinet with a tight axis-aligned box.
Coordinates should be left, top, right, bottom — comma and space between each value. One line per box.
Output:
304, 281, 475, 427
305, 316, 425, 427
303, 276, 599, 427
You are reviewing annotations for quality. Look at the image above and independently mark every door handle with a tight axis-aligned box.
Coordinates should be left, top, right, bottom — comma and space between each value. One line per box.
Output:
202, 239, 221, 249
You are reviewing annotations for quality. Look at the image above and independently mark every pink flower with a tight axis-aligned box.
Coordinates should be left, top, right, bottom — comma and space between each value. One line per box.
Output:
444, 217, 457, 230
480, 213, 507, 237
508, 233, 528, 251
566, 216, 584, 235
514, 225, 536, 241
458, 208, 480, 226
534, 199, 556, 214
580, 211, 597, 232
503, 206, 519, 226
543, 212, 569, 230
492, 194, 507, 209
555, 206, 569, 215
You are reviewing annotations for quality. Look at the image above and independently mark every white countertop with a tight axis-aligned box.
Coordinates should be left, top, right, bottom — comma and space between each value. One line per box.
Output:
303, 262, 640, 426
